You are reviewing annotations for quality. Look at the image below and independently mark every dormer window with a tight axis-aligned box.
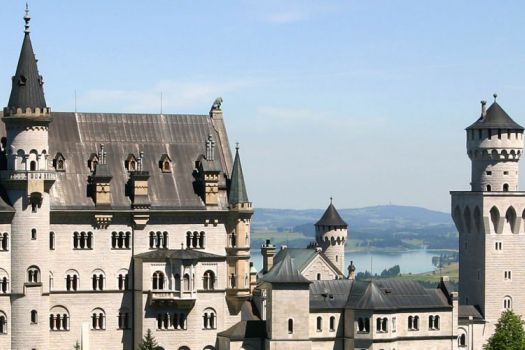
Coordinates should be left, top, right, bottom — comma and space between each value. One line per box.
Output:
125, 154, 138, 172
18, 75, 27, 86
53, 153, 66, 172
88, 153, 99, 172
159, 154, 172, 173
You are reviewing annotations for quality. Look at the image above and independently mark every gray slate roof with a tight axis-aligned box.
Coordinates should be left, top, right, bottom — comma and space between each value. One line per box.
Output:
261, 254, 311, 284
459, 305, 484, 321
310, 279, 353, 309
228, 147, 249, 205
134, 249, 224, 261
0, 112, 233, 210
7, 31, 47, 110
467, 102, 524, 130
315, 203, 348, 227
217, 320, 267, 340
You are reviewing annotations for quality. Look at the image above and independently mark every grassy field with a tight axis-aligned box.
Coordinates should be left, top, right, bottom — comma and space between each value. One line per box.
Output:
398, 262, 459, 284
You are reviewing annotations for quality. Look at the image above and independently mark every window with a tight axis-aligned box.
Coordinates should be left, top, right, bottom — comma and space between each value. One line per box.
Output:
186, 231, 205, 249
159, 154, 172, 173
495, 242, 502, 250
487, 185, 492, 192
504, 296, 512, 310
91, 271, 105, 291
316, 316, 322, 332
408, 315, 419, 331
498, 129, 502, 139
157, 313, 186, 330
183, 274, 190, 291
30, 161, 36, 171
53, 153, 66, 171
73, 232, 93, 250
0, 273, 8, 294
203, 308, 216, 329
152, 271, 165, 290
486, 171, 492, 175
376, 317, 387, 333
49, 232, 55, 250
505, 271, 512, 280
112, 231, 131, 249
91, 309, 105, 330
0, 313, 6, 334
317, 273, 321, 280
288, 319, 293, 334
31, 228, 37, 240
149, 231, 168, 249
329, 316, 335, 332
118, 271, 129, 291
459, 333, 467, 347
65, 270, 79, 291
357, 317, 370, 333
118, 309, 130, 330
428, 315, 439, 330
27, 266, 40, 284
503, 183, 509, 192
504, 171, 509, 175
203, 270, 215, 290
31, 310, 38, 324
49, 306, 69, 331
0, 233, 8, 251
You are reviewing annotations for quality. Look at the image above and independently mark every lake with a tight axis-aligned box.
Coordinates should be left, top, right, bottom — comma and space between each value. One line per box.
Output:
250, 249, 445, 275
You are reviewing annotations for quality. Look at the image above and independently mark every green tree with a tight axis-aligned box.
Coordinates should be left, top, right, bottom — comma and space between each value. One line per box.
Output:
485, 309, 525, 350
138, 329, 161, 350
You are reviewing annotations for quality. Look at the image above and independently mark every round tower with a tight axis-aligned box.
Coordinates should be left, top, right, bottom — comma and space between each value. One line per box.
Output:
315, 199, 348, 274
467, 95, 524, 192
2, 7, 53, 349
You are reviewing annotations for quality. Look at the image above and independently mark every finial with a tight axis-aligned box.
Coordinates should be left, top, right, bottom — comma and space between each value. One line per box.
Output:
24, 3, 31, 34
330, 197, 333, 204
493, 93, 498, 102
235, 142, 239, 151
481, 100, 487, 117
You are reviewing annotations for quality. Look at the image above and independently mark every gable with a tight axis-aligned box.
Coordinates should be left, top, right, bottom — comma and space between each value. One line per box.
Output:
301, 253, 341, 280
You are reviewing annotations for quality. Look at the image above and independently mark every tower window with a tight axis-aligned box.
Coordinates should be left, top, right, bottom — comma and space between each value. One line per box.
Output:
504, 171, 509, 175
288, 319, 293, 334
505, 271, 512, 280
30, 161, 36, 171
504, 296, 512, 310
495, 242, 502, 250
49, 232, 55, 250
31, 310, 38, 324
498, 129, 502, 139
503, 184, 509, 192
487, 185, 492, 192
31, 229, 37, 240
486, 171, 492, 175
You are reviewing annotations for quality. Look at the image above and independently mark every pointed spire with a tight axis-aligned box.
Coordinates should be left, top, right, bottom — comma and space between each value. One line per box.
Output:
228, 144, 249, 205
6, 4, 47, 112
315, 200, 348, 228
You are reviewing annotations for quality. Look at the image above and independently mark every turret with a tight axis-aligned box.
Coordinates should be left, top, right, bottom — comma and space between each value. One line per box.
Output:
466, 95, 524, 192
315, 199, 348, 274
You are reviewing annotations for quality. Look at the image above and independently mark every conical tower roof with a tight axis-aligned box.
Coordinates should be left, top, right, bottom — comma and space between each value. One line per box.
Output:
315, 201, 348, 228
228, 146, 249, 205
467, 101, 523, 130
7, 6, 47, 111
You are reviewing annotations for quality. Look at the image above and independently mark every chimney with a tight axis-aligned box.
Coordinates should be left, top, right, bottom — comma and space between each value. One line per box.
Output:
481, 100, 487, 117
261, 239, 276, 274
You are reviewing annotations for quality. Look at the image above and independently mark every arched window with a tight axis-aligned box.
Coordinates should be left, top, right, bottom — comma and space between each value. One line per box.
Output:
199, 232, 205, 248
91, 270, 105, 291
186, 232, 192, 249
316, 316, 322, 331
459, 333, 467, 347
118, 308, 130, 329
175, 274, 181, 291
317, 273, 321, 280
203, 271, 215, 290
49, 232, 55, 250
504, 183, 509, 192
203, 308, 216, 329
504, 296, 512, 310
30, 160, 36, 171
408, 315, 419, 330
31, 228, 37, 240
288, 318, 293, 334
112, 231, 131, 249
153, 271, 165, 290
27, 266, 40, 284
50, 306, 70, 331
0, 269, 9, 294
65, 270, 79, 291
0, 312, 7, 334
0, 233, 8, 251
329, 316, 336, 331
117, 269, 129, 291
91, 308, 105, 330
31, 310, 38, 324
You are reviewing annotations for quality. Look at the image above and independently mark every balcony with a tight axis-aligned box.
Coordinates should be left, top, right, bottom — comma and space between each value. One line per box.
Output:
148, 290, 196, 309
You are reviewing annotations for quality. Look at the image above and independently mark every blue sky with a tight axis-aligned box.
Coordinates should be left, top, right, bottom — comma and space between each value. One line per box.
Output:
2, 1, 525, 212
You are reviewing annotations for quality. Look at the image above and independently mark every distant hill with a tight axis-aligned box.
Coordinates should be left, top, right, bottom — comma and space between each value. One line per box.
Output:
251, 205, 457, 252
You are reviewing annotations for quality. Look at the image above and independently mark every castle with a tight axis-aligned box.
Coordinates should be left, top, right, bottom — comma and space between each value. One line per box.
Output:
1, 6, 522, 350
0, 8, 254, 350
